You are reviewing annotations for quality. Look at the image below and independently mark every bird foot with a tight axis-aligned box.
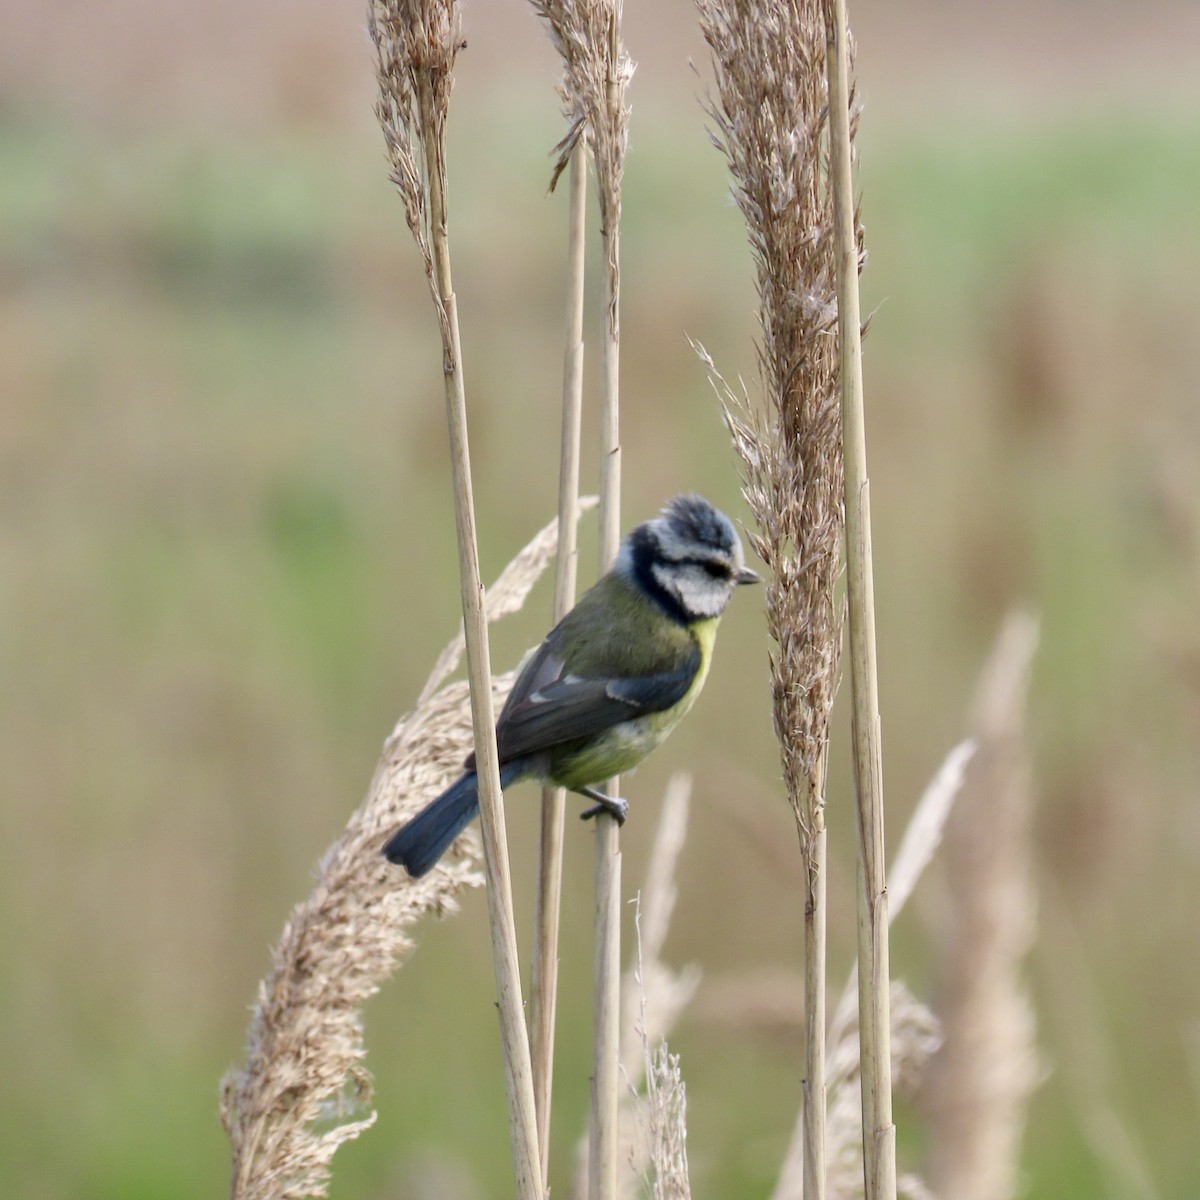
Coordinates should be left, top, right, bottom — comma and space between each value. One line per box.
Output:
577, 786, 628, 825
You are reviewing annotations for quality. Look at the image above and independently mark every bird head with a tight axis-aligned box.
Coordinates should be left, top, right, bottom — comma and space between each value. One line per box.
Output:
619, 494, 760, 621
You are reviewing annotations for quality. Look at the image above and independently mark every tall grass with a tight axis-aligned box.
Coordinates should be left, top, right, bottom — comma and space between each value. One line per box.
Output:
923, 613, 1040, 1200
824, 1, 896, 1193
218, 2, 1053, 1197
220, 516, 569, 1198
370, 2, 545, 1194
695, 0, 850, 1194
524, 0, 589, 1171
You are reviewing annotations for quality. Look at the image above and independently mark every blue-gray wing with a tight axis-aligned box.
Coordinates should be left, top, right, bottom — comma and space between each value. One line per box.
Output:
466, 635, 701, 768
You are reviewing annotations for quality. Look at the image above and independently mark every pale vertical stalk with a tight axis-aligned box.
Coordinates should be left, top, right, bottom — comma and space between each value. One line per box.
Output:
595, 8, 623, 571
590, 186, 623, 1200
528, 3, 629, 1193
530, 138, 588, 1184
590, 818, 621, 1200
824, 3, 895, 1199
589, 8, 626, 1200
369, 8, 545, 1194
803, 759, 828, 1199
417, 84, 545, 1200
695, 4, 846, 1197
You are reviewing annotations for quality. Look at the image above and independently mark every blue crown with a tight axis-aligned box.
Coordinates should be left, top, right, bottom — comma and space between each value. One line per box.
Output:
661, 494, 736, 553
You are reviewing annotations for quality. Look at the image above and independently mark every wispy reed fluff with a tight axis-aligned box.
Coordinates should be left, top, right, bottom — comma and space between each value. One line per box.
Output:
923, 613, 1040, 1200
695, 0, 849, 845
220, 516, 570, 1200
530, 0, 633, 216
695, 2, 858, 1193
368, 0, 460, 333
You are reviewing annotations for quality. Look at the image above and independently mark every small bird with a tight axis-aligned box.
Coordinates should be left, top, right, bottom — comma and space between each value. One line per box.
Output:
384, 494, 759, 877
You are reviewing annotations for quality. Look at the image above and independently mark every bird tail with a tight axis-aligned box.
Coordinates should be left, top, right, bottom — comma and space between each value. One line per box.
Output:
383, 761, 526, 878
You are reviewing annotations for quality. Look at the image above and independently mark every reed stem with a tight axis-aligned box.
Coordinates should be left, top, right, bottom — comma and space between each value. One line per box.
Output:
530, 137, 588, 1186
590, 7, 624, 1194
418, 85, 544, 1200
823, 3, 895, 1198
803, 765, 828, 1200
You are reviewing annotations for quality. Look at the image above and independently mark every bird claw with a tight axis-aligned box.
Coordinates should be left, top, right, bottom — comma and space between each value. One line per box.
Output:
578, 787, 628, 826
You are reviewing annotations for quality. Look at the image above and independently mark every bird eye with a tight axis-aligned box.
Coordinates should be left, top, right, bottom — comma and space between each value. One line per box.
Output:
701, 560, 729, 580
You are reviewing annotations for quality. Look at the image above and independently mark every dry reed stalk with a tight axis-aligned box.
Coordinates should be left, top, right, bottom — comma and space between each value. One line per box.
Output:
536, 5, 634, 1198
821, 1, 894, 1195
369, 4, 542, 1195
695, 2, 852, 1195
628, 781, 699, 1200
794, 617, 1034, 1200
418, 496, 598, 708
824, 982, 941, 1200
570, 777, 700, 1199
220, 515, 569, 1199
684, 736, 973, 1200
773, 738, 974, 1200
525, 9, 634, 1192
527, 4, 594, 1173
922, 612, 1039, 1200
765, 794, 963, 1200
619, 776, 700, 1088
529, 136, 589, 1187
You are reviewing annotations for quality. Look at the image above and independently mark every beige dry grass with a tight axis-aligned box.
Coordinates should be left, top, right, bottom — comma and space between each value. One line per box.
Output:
569, 776, 698, 1200
641, 1041, 692, 1200
528, 7, 636, 1199
922, 613, 1040, 1200
622, 777, 701, 1200
370, 2, 545, 1194
525, 4, 592, 1169
774, 738, 975, 1199
823, 3, 895, 1192
220, 513, 571, 1199
694, 1, 849, 1194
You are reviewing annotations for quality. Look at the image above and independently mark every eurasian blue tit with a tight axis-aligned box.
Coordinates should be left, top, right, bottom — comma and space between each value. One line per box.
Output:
384, 494, 759, 877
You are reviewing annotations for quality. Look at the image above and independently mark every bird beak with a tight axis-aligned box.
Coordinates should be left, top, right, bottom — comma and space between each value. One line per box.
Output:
736, 566, 762, 585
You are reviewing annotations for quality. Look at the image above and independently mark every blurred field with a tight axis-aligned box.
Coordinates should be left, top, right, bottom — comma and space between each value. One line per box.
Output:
3, 3, 1200, 1198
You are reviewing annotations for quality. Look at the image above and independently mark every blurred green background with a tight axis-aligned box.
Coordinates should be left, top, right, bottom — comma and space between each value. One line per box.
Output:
3, 0, 1199, 1196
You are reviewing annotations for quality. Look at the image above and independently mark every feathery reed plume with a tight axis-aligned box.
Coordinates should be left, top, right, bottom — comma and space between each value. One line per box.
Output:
922, 612, 1039, 1200
221, 515, 570, 1200
531, 0, 633, 547
642, 1042, 692, 1200
695, 1, 851, 1193
370, 4, 542, 1194
526, 3, 594, 1175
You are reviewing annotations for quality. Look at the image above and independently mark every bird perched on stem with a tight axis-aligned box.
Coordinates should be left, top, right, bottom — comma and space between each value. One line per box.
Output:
384, 494, 759, 877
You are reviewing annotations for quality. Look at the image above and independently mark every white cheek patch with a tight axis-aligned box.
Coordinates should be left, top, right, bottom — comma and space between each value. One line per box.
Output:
654, 563, 730, 619
651, 562, 675, 595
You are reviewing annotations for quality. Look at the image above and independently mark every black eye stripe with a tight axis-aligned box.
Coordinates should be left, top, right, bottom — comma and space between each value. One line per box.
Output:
670, 556, 730, 579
